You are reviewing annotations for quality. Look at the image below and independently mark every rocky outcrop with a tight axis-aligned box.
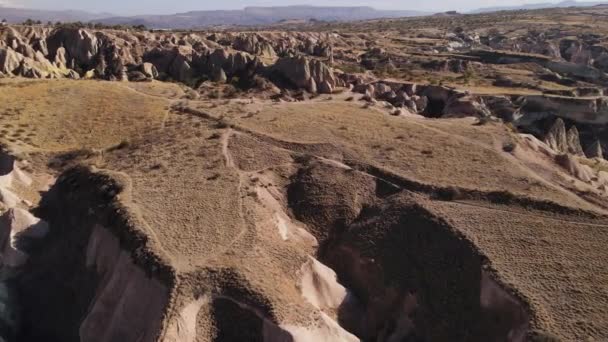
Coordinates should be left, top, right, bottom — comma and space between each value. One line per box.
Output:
566, 126, 584, 156
233, 34, 276, 58
544, 118, 568, 153
0, 47, 23, 74
272, 56, 337, 93
79, 224, 169, 342
0, 26, 134, 80
543, 118, 587, 157
46, 28, 99, 67
442, 93, 492, 118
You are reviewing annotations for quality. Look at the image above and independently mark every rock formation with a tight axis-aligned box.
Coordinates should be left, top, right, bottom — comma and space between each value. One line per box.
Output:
233, 34, 276, 58
566, 126, 585, 156
442, 93, 492, 118
545, 118, 568, 153
272, 56, 337, 93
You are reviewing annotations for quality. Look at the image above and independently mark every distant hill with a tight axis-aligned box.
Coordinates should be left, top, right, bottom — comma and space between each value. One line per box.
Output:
0, 6, 111, 23
471, 0, 607, 13
96, 6, 429, 29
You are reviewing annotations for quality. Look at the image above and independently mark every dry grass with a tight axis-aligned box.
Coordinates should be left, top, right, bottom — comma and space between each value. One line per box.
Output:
1, 76, 605, 340
0, 79, 169, 152
206, 99, 598, 211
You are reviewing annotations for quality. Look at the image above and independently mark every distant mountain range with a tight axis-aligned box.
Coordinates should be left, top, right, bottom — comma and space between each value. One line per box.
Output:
96, 6, 429, 29
0, 6, 427, 28
0, 7, 112, 23
471, 0, 607, 13
1, 2, 607, 29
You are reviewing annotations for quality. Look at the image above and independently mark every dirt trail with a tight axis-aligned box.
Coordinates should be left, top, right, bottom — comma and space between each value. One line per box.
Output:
198, 129, 249, 263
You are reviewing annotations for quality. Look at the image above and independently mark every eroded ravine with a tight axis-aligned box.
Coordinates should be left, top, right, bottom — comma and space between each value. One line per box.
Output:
13, 166, 175, 342
285, 159, 532, 341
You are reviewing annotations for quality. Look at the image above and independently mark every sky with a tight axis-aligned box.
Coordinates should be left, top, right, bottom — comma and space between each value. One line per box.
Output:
0, 0, 568, 15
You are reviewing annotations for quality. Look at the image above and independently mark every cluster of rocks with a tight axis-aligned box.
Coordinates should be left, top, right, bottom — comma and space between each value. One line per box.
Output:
0, 25, 345, 95
444, 30, 481, 51
350, 80, 493, 118
0, 27, 78, 79
544, 118, 604, 159
272, 55, 340, 94
359, 47, 395, 71
341, 76, 607, 158
232, 34, 276, 58
272, 34, 336, 60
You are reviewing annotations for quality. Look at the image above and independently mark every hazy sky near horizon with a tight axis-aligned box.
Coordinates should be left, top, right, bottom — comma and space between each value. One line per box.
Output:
0, 0, 568, 15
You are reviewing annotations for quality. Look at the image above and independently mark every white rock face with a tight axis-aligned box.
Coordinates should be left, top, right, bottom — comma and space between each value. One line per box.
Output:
298, 256, 347, 311
0, 188, 19, 209
0, 208, 49, 268
80, 224, 170, 342
280, 312, 359, 342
